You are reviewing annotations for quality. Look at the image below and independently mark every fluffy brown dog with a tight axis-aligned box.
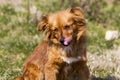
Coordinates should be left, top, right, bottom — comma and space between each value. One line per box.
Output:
14, 7, 90, 80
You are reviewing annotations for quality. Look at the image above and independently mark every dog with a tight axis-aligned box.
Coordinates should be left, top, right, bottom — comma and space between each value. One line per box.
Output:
14, 7, 90, 80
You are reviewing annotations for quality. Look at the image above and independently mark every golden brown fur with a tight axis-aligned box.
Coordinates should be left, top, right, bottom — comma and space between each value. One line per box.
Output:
14, 7, 90, 80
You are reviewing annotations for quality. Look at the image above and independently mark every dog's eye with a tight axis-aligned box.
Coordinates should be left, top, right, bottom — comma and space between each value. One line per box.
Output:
64, 25, 70, 30
53, 28, 58, 32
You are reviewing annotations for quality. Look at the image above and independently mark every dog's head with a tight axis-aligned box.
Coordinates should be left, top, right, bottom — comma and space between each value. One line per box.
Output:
37, 7, 86, 46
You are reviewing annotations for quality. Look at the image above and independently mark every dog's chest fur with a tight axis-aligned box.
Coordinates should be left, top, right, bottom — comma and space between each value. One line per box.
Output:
59, 46, 81, 64
48, 44, 84, 65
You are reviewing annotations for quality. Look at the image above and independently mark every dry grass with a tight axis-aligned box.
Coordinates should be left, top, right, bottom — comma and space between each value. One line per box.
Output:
88, 46, 120, 79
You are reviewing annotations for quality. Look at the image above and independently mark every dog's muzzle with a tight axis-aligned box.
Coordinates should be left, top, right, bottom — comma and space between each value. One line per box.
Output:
60, 37, 70, 46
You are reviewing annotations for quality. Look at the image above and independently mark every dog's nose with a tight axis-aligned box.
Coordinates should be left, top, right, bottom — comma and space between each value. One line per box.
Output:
60, 36, 65, 43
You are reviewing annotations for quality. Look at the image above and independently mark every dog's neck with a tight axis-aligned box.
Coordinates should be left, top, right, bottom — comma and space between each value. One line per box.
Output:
62, 42, 86, 64
59, 44, 86, 64
61, 55, 81, 64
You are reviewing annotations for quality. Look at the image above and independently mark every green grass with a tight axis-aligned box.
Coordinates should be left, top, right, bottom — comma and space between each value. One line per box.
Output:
87, 21, 120, 54
0, 5, 44, 79
0, 2, 120, 80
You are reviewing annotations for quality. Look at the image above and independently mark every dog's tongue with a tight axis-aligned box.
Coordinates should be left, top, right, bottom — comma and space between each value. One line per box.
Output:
64, 38, 70, 46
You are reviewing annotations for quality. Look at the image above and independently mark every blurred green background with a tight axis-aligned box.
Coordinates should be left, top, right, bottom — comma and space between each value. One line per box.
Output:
0, 0, 120, 80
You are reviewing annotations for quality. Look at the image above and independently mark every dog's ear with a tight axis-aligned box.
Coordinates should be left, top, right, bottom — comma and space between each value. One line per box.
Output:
37, 15, 48, 31
37, 15, 51, 40
70, 7, 84, 17
69, 7, 86, 26
69, 7, 86, 40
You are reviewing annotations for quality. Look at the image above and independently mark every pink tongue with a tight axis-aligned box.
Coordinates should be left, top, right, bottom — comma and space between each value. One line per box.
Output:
64, 38, 70, 46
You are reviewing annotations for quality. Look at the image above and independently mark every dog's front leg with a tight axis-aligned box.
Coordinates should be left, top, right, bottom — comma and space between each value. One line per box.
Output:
45, 63, 59, 80
78, 64, 90, 80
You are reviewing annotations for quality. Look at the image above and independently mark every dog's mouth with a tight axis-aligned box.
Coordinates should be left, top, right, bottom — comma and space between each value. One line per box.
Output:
60, 37, 71, 46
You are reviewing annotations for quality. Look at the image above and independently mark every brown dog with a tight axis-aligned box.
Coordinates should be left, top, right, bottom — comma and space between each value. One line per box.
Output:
14, 7, 90, 80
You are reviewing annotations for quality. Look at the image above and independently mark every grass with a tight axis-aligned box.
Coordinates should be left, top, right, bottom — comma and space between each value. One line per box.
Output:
0, 2, 120, 80
87, 21, 120, 54
0, 4, 44, 79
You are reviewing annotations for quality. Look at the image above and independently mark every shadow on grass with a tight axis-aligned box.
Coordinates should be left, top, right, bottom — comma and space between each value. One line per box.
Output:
91, 74, 120, 80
